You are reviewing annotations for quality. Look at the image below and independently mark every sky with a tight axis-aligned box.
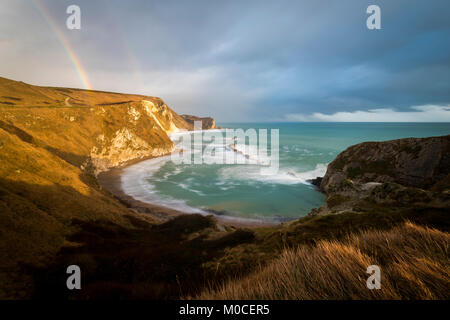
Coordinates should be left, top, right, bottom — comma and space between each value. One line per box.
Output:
0, 0, 449, 122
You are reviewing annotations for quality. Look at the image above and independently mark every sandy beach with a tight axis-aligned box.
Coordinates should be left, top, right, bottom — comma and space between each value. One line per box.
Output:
97, 156, 278, 228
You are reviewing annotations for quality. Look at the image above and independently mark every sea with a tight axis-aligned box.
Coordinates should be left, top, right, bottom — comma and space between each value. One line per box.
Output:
121, 123, 450, 222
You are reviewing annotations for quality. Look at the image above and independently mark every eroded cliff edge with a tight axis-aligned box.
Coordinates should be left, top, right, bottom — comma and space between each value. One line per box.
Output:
181, 114, 216, 130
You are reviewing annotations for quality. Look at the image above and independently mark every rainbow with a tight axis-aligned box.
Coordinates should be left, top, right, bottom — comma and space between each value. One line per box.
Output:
31, 0, 93, 90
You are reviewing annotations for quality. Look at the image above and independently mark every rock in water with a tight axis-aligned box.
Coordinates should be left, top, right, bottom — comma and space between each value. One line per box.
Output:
308, 176, 323, 188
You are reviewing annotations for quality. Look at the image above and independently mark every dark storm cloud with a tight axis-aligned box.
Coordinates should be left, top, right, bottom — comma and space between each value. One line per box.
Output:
1, 0, 449, 121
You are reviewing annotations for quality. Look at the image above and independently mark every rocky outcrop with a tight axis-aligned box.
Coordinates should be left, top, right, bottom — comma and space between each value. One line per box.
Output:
310, 135, 450, 216
181, 114, 216, 129
321, 135, 450, 192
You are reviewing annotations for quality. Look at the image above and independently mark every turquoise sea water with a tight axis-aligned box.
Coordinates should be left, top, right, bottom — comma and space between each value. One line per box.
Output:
121, 123, 450, 222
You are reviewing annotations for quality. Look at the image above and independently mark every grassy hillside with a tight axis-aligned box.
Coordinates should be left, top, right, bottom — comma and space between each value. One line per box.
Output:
0, 76, 150, 108
196, 222, 449, 299
0, 77, 197, 298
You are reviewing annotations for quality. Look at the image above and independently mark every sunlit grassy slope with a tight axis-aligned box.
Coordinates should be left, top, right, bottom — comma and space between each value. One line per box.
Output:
196, 222, 449, 299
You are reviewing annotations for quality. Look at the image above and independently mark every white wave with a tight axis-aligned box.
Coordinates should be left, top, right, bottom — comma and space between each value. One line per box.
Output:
218, 163, 327, 185
169, 128, 224, 143
120, 128, 327, 219
178, 181, 206, 196
170, 129, 276, 167
121, 155, 208, 214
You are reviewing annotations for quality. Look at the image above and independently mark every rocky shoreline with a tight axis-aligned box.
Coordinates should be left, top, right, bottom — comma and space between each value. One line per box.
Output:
307, 135, 450, 217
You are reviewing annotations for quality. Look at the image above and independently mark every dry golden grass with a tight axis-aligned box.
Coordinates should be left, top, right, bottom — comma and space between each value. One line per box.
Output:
195, 222, 449, 299
0, 76, 156, 108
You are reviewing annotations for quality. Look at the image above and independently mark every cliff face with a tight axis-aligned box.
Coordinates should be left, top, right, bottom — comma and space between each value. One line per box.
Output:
0, 77, 213, 298
312, 135, 450, 216
83, 100, 186, 175
181, 114, 216, 129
